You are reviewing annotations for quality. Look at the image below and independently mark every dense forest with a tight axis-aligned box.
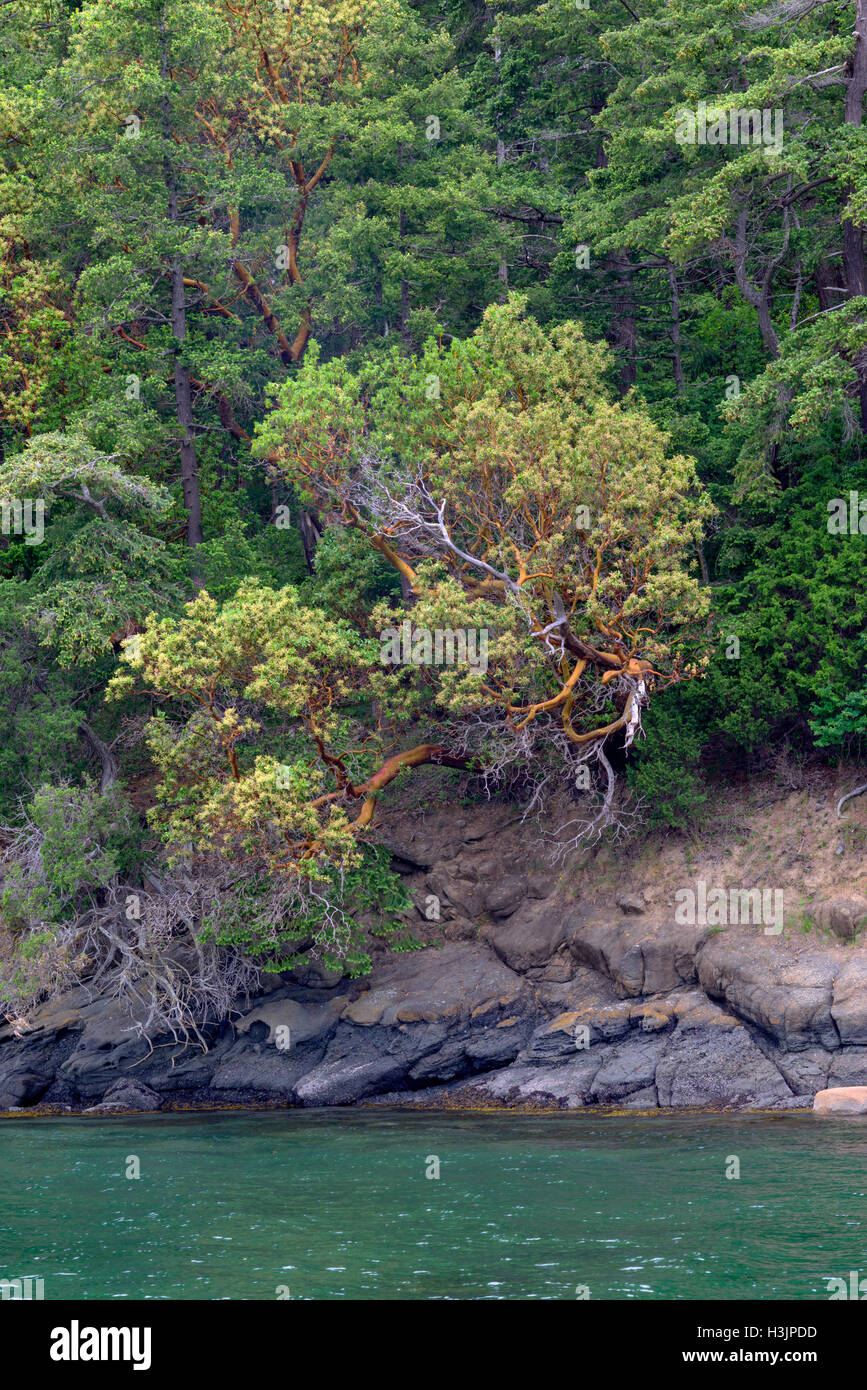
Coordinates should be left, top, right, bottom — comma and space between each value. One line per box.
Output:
1, 0, 865, 1037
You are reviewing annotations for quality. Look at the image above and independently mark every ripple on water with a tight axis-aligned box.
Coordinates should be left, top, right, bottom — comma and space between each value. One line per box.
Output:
0, 1109, 864, 1299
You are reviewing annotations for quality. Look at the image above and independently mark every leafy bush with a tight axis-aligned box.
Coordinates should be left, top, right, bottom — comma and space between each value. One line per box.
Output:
0, 781, 144, 1018
200, 843, 418, 977
626, 698, 707, 831
0, 780, 142, 931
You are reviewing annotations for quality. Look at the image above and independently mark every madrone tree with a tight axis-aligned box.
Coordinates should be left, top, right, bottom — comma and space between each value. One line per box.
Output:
256, 296, 714, 810
109, 298, 714, 969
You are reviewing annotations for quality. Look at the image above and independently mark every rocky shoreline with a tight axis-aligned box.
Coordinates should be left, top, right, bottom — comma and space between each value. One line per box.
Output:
4, 906, 867, 1117
4, 780, 867, 1120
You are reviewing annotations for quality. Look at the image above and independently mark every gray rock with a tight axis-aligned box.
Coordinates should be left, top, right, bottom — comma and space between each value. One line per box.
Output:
827, 1048, 867, 1088
616, 892, 646, 915
767, 1045, 830, 1097
696, 935, 840, 1051
589, 1036, 664, 1103
620, 1086, 659, 1109
458, 854, 497, 880
294, 1047, 409, 1106
484, 876, 525, 919
490, 900, 566, 971
815, 896, 867, 940
521, 1009, 595, 1062
293, 943, 533, 1104
57, 1000, 156, 1098
655, 1016, 792, 1109
7, 906, 867, 1116
425, 869, 486, 919
234, 994, 345, 1048
84, 1081, 162, 1114
468, 1054, 602, 1109
527, 874, 554, 900
340, 942, 528, 1026
567, 915, 708, 995
831, 957, 867, 1044
0, 1069, 52, 1110
378, 836, 437, 869
537, 965, 621, 1016
286, 961, 346, 989
209, 1046, 314, 1097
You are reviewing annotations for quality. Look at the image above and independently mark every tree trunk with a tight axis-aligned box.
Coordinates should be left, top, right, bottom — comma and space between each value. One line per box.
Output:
170, 266, 205, 552
399, 209, 412, 351
667, 265, 685, 396
609, 254, 637, 390
732, 210, 780, 357
696, 540, 709, 586
496, 134, 509, 291
160, 19, 204, 560
79, 722, 118, 793
843, 0, 867, 428
494, 31, 509, 292
843, 0, 867, 294
815, 258, 844, 311
298, 508, 322, 573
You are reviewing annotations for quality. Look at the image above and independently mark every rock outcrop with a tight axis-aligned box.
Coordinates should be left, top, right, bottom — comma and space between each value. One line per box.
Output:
4, 907, 867, 1115
4, 784, 867, 1117
813, 1086, 867, 1115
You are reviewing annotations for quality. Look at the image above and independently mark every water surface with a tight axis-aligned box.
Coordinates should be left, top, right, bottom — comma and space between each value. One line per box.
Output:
0, 1109, 862, 1300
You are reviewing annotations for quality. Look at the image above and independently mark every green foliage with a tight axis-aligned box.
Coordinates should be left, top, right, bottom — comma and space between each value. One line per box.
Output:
1, 781, 142, 931
200, 843, 417, 977
696, 459, 867, 754
309, 526, 401, 629
106, 582, 380, 925
626, 697, 707, 831
0, 583, 86, 814
196, 497, 308, 602
811, 635, 867, 755
0, 780, 145, 1014
0, 432, 181, 664
1, 433, 170, 515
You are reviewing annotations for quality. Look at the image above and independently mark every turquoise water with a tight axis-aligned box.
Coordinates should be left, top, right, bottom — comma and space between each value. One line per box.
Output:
1, 1109, 865, 1300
